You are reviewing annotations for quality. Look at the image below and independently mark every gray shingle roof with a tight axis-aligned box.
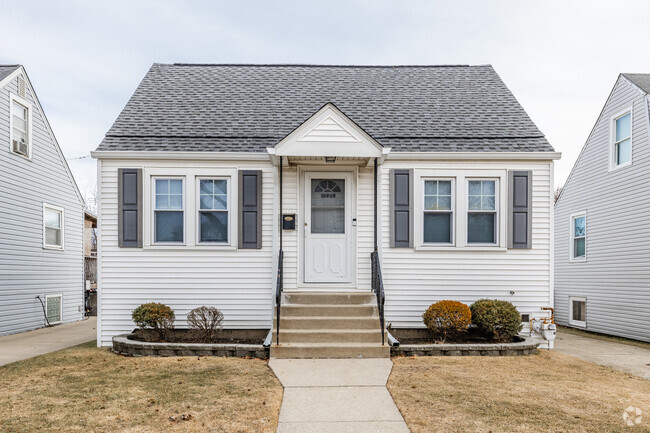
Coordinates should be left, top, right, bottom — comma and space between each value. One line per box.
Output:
623, 73, 650, 94
97, 64, 553, 153
0, 65, 19, 83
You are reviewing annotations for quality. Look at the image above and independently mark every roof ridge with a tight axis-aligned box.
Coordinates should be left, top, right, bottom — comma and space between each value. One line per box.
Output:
165, 63, 485, 68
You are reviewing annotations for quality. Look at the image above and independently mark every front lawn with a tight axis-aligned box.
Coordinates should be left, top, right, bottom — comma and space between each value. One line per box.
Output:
388, 351, 650, 433
0, 341, 282, 433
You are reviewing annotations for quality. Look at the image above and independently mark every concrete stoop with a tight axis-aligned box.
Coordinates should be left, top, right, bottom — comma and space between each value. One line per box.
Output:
271, 292, 390, 359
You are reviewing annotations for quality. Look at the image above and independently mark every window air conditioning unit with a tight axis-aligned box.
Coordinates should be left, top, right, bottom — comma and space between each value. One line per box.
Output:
12, 139, 28, 156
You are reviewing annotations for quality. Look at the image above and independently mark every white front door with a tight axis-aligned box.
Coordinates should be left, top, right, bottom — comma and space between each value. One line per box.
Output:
304, 172, 354, 283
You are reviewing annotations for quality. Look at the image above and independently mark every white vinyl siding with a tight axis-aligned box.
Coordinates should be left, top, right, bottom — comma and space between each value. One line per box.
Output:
97, 159, 273, 346
0, 72, 84, 336
555, 75, 650, 342
382, 159, 553, 330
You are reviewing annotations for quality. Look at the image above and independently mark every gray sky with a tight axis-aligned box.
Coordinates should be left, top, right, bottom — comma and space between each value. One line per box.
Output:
2, 0, 650, 201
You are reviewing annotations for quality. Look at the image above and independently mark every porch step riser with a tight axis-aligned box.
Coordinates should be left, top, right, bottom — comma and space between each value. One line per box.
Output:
279, 305, 376, 317
273, 330, 385, 343
271, 345, 390, 359
279, 317, 379, 330
283, 293, 376, 305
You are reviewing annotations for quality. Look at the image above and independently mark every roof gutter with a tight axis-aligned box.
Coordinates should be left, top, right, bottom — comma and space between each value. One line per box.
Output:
386, 151, 561, 161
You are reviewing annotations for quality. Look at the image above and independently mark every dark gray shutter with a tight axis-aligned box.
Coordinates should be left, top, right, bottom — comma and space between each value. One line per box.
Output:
390, 169, 413, 248
118, 168, 142, 248
238, 170, 262, 249
508, 170, 532, 249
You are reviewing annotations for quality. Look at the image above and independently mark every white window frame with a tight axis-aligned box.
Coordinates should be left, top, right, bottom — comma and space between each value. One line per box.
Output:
9, 93, 33, 160
43, 203, 64, 250
152, 176, 186, 245
142, 167, 238, 249
466, 177, 499, 246
196, 177, 231, 245
569, 296, 586, 328
421, 177, 455, 246
569, 211, 586, 262
45, 293, 63, 325
609, 107, 633, 171
414, 169, 506, 250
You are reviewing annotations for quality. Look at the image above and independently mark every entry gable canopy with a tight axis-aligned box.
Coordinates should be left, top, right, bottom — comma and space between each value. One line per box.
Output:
272, 103, 384, 158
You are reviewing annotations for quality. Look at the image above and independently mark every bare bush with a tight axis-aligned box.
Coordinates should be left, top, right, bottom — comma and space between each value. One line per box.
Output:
187, 306, 224, 342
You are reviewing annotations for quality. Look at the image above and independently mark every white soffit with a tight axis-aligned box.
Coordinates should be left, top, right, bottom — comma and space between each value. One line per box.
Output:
274, 103, 383, 158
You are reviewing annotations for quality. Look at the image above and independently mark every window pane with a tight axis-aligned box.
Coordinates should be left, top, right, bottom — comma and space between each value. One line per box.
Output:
616, 113, 631, 141
155, 211, 183, 242
169, 194, 183, 209
200, 211, 228, 242
47, 297, 61, 322
572, 300, 585, 322
424, 181, 437, 195
468, 181, 481, 195
156, 179, 169, 194
424, 196, 437, 210
438, 181, 451, 195
199, 194, 213, 210
200, 179, 228, 210
155, 194, 169, 209
44, 209, 61, 229
616, 139, 631, 165
482, 181, 495, 195
13, 116, 26, 131
200, 179, 213, 194
45, 227, 61, 246
437, 195, 451, 210
169, 179, 183, 194
468, 196, 481, 210
311, 179, 345, 233
481, 196, 495, 211
424, 213, 451, 243
574, 216, 585, 237
574, 238, 585, 257
468, 213, 495, 243
213, 180, 227, 195
12, 102, 26, 119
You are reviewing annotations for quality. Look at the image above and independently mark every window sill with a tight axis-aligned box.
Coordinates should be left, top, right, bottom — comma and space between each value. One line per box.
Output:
569, 257, 587, 263
415, 245, 506, 252
608, 161, 632, 172
569, 320, 586, 328
9, 150, 32, 161
146, 244, 236, 251
43, 245, 64, 251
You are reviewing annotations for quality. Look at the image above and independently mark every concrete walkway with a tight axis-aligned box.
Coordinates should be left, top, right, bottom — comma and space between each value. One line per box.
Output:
269, 358, 410, 432
0, 317, 97, 367
554, 329, 650, 379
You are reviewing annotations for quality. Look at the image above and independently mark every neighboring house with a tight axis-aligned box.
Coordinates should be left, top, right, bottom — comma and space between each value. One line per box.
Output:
555, 74, 650, 342
84, 211, 98, 316
0, 65, 85, 336
92, 64, 560, 354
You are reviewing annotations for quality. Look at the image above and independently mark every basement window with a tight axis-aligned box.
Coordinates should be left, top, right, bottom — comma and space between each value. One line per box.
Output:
46, 294, 62, 324
569, 297, 586, 328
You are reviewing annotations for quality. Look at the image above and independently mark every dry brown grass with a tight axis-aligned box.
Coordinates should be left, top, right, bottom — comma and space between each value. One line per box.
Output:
388, 351, 650, 433
0, 341, 282, 433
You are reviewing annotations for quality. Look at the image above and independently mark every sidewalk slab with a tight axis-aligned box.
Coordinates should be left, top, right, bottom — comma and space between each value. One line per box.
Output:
554, 329, 650, 379
0, 317, 96, 367
269, 358, 393, 387
277, 421, 411, 433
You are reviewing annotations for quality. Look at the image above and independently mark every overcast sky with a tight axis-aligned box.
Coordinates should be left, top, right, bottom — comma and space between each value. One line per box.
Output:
2, 0, 650, 202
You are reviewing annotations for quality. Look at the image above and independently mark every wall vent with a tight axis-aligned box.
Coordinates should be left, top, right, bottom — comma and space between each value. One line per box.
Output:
17, 76, 26, 98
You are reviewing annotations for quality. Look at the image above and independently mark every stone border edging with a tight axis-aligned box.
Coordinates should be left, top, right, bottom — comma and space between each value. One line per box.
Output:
391, 338, 540, 357
112, 334, 268, 359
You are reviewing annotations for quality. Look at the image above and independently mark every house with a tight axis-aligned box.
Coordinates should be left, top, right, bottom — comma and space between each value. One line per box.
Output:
0, 65, 85, 336
91, 64, 560, 355
555, 74, 650, 342
84, 210, 98, 315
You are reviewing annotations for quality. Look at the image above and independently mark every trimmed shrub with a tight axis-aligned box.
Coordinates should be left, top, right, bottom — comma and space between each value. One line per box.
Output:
187, 306, 224, 342
422, 300, 471, 343
470, 299, 522, 341
132, 303, 175, 341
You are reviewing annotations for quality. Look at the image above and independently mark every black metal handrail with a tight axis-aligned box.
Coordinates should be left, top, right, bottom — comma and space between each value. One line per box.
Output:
370, 250, 385, 345
275, 249, 284, 345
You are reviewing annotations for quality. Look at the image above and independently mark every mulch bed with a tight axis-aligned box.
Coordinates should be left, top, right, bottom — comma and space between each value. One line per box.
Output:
127, 329, 263, 344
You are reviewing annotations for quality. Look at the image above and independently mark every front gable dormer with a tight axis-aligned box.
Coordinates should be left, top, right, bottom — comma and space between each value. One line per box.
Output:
271, 103, 385, 158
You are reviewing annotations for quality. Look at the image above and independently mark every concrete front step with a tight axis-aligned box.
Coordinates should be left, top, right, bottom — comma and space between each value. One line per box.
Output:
271, 342, 390, 359
284, 292, 376, 305
279, 316, 379, 330
280, 304, 376, 317
273, 329, 385, 344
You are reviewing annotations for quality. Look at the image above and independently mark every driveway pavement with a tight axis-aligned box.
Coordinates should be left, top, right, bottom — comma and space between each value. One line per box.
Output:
0, 317, 97, 367
554, 329, 650, 379
269, 358, 410, 432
